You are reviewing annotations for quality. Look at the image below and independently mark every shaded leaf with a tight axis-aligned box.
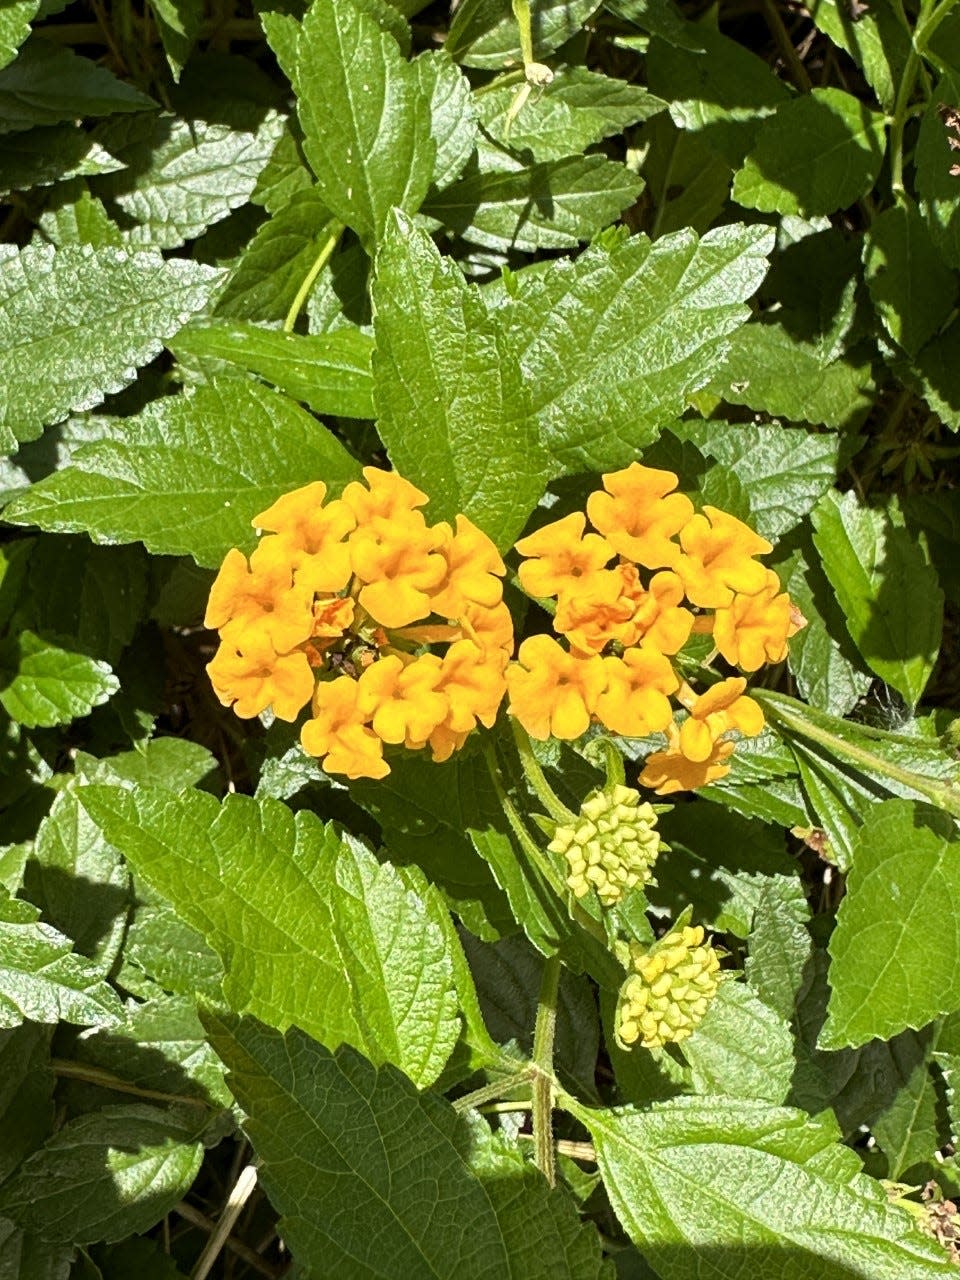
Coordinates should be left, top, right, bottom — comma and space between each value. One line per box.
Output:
0, 1105, 202, 1246
733, 88, 885, 216
811, 489, 943, 706
864, 204, 956, 356
0, 41, 155, 134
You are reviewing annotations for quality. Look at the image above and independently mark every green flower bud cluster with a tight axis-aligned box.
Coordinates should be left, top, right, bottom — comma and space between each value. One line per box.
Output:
616, 925, 722, 1050
548, 784, 665, 907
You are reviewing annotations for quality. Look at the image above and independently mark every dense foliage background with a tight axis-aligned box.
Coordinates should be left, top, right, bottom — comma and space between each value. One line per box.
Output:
2, 0, 960, 1273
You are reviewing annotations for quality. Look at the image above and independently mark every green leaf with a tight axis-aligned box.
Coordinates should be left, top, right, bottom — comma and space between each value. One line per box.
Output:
645, 23, 790, 166
0, 40, 155, 133
0, 1104, 202, 1246
89, 1236, 189, 1280
92, 109, 285, 249
424, 152, 643, 252
168, 318, 374, 418
446, 0, 599, 68
673, 420, 841, 540
249, 117, 313, 214
822, 800, 960, 1049
349, 752, 516, 941
870, 1026, 943, 1180
23, 539, 149, 668
79, 787, 460, 1088
74, 996, 232, 1109
864, 204, 957, 357
808, 0, 910, 111
414, 49, 477, 190
744, 874, 812, 1022
783, 547, 873, 718
146, 0, 204, 79
0, 244, 218, 453
707, 319, 874, 428
0, 894, 122, 1030
0, 1023, 54, 1183
811, 489, 943, 707
475, 66, 665, 163
638, 115, 732, 237
75, 738, 216, 791
0, 0, 38, 72
121, 889, 224, 1002
4, 379, 360, 568
292, 0, 434, 245
0, 632, 118, 729
35, 189, 123, 249
214, 186, 335, 322
913, 314, 960, 431
0, 125, 125, 198
581, 1097, 957, 1278
205, 1015, 607, 1278
30, 786, 130, 966
0, 1218, 72, 1279
917, 73, 960, 269
682, 981, 795, 1104
372, 213, 547, 547
492, 223, 772, 473
733, 88, 886, 216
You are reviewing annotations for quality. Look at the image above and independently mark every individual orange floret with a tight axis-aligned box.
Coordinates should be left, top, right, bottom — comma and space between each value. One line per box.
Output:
204, 541, 315, 655
585, 463, 694, 568
622, 568, 694, 655
301, 676, 388, 779
594, 648, 678, 738
207, 634, 314, 722
674, 507, 772, 608
430, 515, 506, 616
253, 482, 356, 595
676, 677, 764, 764
553, 567, 637, 653
713, 570, 805, 671
349, 514, 448, 629
507, 634, 606, 740
341, 466, 429, 524
639, 724, 737, 794
515, 512, 614, 599
356, 653, 448, 747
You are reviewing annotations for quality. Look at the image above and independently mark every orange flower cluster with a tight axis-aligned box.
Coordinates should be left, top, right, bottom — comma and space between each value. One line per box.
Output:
506, 462, 803, 794
205, 469, 513, 780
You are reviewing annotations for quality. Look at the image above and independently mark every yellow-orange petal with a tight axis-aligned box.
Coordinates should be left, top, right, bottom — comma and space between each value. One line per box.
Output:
506, 634, 606, 740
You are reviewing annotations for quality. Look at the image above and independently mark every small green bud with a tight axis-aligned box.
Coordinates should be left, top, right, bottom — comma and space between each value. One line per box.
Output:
548, 784, 664, 907
615, 924, 723, 1050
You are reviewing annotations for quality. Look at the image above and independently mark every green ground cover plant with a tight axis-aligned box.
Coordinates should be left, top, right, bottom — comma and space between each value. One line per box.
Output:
1, 0, 960, 1273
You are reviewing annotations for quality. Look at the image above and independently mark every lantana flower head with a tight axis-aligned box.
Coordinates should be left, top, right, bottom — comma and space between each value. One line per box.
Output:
205, 468, 513, 779
508, 461, 803, 795
615, 924, 725, 1050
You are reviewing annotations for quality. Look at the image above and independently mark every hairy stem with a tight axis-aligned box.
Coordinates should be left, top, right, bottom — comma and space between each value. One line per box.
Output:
531, 953, 561, 1187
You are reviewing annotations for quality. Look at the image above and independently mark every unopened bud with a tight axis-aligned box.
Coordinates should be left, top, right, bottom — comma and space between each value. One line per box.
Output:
616, 924, 723, 1050
548, 784, 664, 907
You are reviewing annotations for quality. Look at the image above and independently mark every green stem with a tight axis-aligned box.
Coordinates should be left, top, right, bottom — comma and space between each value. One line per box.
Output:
483, 742, 571, 896
52, 1060, 211, 1108
759, 0, 812, 92
452, 1069, 534, 1113
511, 720, 577, 824
283, 222, 344, 333
511, 0, 535, 66
755, 692, 960, 818
531, 954, 561, 1187
483, 742, 608, 944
